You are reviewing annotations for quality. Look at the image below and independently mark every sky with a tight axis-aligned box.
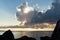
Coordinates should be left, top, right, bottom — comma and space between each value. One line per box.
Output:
0, 0, 53, 26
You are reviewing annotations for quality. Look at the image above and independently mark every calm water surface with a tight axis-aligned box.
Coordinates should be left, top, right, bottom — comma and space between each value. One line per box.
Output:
0, 31, 53, 40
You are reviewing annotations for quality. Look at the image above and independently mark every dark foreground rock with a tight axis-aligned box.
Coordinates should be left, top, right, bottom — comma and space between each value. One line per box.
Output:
51, 20, 60, 40
16, 36, 36, 40
40, 20, 60, 40
0, 30, 14, 40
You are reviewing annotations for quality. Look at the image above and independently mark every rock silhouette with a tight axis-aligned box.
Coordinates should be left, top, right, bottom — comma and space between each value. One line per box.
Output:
16, 36, 29, 40
0, 30, 14, 40
40, 20, 60, 40
40, 36, 50, 40
29, 37, 36, 40
51, 19, 60, 40
16, 36, 36, 40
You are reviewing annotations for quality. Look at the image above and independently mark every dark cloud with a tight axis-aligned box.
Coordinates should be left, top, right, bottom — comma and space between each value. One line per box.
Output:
30, 1, 60, 24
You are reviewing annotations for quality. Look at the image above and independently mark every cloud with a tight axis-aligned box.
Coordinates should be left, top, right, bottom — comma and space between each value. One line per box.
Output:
47, 5, 51, 9
30, 1, 60, 24
16, 1, 60, 26
33, 4, 42, 12
16, 2, 37, 26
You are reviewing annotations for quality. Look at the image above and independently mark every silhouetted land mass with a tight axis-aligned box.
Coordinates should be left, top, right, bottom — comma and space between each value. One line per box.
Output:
51, 19, 60, 40
40, 19, 60, 40
16, 36, 36, 40
0, 30, 14, 40
0, 20, 60, 40
40, 36, 50, 40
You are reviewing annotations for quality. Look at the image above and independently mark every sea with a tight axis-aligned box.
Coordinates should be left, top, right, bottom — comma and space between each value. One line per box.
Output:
0, 31, 53, 40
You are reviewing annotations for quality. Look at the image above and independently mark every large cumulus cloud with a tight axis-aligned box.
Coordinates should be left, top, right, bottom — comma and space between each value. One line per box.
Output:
16, 1, 60, 25
16, 2, 37, 25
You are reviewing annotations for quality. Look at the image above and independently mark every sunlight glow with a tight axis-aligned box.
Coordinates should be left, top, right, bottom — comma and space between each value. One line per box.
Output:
0, 28, 54, 31
24, 7, 34, 14
17, 8, 21, 12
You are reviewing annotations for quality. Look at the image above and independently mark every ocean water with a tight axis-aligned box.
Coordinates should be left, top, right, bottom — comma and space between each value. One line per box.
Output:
0, 31, 53, 40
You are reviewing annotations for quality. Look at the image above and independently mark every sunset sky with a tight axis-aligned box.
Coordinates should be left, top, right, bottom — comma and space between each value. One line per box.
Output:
0, 0, 53, 26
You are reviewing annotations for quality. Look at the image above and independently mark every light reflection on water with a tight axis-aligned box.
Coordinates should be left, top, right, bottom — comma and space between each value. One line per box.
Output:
0, 31, 53, 40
